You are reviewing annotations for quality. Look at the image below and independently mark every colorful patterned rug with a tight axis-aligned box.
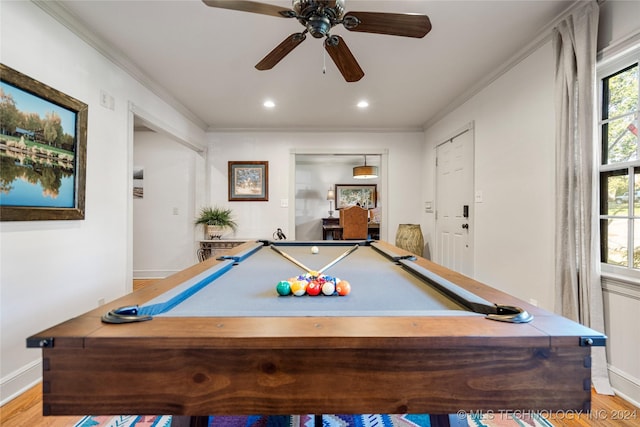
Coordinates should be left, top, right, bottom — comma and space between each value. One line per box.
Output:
74, 412, 554, 427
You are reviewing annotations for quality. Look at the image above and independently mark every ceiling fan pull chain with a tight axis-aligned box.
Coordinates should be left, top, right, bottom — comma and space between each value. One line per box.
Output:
323, 48, 327, 75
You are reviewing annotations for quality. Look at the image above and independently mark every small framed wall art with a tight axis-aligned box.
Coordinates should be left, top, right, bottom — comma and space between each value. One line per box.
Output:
228, 161, 269, 201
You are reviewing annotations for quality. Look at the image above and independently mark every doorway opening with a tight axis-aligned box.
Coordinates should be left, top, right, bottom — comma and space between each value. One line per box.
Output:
291, 151, 387, 241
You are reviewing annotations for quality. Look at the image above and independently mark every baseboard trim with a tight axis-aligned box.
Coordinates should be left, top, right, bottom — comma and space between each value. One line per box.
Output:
609, 365, 640, 408
133, 269, 177, 279
0, 359, 42, 406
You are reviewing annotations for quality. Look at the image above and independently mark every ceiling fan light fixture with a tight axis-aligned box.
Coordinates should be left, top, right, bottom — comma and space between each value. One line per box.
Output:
353, 155, 378, 179
307, 15, 332, 37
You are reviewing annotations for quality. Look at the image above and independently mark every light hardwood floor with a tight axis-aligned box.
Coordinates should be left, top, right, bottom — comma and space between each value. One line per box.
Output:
2, 280, 638, 426
132, 278, 158, 291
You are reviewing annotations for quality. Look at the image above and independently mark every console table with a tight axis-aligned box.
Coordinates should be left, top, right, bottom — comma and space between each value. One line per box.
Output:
321, 217, 380, 240
198, 239, 248, 261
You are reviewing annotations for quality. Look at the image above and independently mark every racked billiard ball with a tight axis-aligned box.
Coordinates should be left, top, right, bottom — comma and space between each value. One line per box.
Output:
306, 280, 322, 296
336, 280, 351, 296
276, 280, 291, 296
290, 280, 308, 296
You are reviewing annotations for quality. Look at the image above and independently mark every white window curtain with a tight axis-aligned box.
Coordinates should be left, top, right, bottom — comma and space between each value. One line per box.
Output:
553, 1, 613, 395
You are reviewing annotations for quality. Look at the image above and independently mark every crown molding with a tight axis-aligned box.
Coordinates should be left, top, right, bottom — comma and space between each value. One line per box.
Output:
421, 0, 587, 130
206, 126, 425, 133
33, 0, 208, 131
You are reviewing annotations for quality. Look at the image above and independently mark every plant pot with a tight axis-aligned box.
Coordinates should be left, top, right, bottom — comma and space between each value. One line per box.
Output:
206, 225, 226, 240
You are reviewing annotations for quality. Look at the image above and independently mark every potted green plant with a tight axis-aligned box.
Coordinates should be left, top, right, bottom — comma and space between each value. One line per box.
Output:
195, 206, 238, 239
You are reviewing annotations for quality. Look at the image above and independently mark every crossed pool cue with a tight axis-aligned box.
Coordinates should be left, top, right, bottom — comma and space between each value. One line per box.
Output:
270, 244, 359, 276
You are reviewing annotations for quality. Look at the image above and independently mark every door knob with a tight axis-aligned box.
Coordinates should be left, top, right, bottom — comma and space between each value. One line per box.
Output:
462, 223, 469, 229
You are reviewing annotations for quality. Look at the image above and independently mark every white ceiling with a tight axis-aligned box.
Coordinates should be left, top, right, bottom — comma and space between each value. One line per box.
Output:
49, 0, 577, 131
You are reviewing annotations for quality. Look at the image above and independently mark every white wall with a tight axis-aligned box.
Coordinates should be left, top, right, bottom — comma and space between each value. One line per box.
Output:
598, 0, 640, 54
133, 131, 202, 277
602, 279, 640, 406
422, 43, 556, 310
0, 1, 206, 403
206, 132, 423, 243
421, 0, 640, 407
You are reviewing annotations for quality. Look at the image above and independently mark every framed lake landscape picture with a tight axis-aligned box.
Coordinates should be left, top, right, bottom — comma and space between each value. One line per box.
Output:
0, 64, 87, 221
228, 161, 269, 201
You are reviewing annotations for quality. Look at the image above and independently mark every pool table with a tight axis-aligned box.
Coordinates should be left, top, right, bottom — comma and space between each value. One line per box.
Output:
27, 240, 605, 426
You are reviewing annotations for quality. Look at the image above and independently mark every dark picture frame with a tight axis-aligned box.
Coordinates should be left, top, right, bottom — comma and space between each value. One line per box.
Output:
335, 184, 377, 209
0, 64, 87, 221
228, 161, 269, 201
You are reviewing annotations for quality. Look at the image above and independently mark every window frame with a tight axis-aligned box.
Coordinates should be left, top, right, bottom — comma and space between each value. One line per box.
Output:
598, 44, 640, 280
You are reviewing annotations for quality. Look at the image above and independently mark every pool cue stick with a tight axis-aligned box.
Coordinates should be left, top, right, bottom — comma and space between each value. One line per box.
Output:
270, 245, 314, 274
318, 244, 359, 275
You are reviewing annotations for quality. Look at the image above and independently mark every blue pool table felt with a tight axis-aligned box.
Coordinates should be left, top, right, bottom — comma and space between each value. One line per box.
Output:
142, 242, 475, 317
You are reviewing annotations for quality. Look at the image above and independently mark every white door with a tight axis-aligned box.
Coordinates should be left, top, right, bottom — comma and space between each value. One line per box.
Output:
435, 128, 474, 276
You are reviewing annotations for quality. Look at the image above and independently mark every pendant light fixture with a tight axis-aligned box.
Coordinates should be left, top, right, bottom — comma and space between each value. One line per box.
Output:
353, 155, 378, 179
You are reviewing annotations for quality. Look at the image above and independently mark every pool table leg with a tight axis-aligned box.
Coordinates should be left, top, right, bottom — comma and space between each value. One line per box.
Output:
170, 415, 209, 427
430, 414, 469, 427
172, 414, 323, 426
429, 414, 449, 427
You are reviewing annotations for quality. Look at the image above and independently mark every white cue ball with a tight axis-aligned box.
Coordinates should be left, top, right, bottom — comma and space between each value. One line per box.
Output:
311, 246, 319, 254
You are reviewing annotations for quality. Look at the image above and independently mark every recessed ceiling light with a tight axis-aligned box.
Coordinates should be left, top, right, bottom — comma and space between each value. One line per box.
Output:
263, 100, 275, 108
357, 100, 369, 108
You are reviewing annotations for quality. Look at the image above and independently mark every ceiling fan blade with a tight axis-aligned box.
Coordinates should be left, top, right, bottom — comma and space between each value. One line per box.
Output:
255, 33, 306, 70
343, 11, 432, 38
202, 0, 294, 18
324, 35, 364, 82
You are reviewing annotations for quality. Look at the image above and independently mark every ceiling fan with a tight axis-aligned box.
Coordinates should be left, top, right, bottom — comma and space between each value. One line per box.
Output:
202, 0, 432, 82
